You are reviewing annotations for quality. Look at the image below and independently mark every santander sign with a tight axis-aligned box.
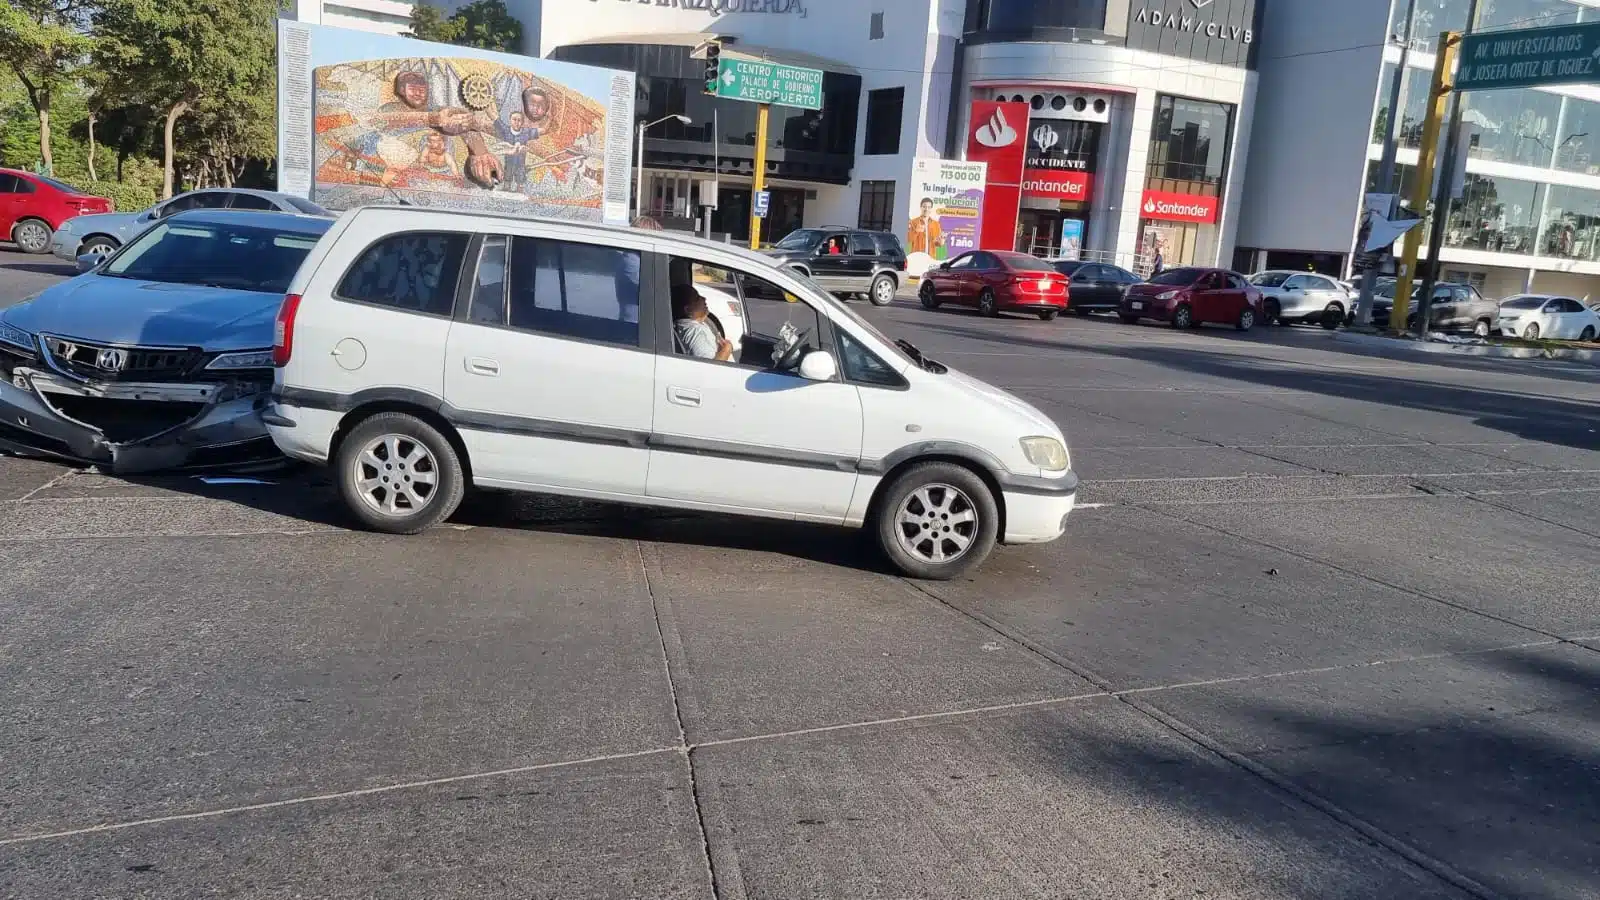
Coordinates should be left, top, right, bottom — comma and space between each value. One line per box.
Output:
1140, 189, 1218, 224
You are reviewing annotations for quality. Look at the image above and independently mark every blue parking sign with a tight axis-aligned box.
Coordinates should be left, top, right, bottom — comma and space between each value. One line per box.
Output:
753, 190, 771, 218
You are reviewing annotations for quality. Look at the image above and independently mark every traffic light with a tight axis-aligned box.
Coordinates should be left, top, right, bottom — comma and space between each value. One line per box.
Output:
704, 41, 721, 95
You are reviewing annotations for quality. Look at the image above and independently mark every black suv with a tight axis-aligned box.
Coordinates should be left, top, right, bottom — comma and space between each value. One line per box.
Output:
763, 227, 907, 306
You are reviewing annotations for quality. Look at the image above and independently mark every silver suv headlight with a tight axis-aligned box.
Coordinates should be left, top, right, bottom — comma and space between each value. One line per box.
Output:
1019, 436, 1070, 472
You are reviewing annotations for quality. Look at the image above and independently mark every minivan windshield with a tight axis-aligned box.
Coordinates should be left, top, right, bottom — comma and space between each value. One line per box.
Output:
774, 229, 823, 250
103, 220, 326, 293
1149, 267, 1203, 285
1250, 272, 1291, 287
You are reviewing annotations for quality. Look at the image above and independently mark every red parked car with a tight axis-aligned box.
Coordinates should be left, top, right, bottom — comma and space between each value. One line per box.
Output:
918, 250, 1070, 320
0, 168, 113, 255
1120, 266, 1263, 331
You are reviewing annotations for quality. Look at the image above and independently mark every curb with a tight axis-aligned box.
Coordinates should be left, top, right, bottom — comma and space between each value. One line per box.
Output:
1330, 330, 1600, 368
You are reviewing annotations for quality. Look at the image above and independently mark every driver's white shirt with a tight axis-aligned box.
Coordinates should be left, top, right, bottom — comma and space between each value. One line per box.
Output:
675, 317, 720, 359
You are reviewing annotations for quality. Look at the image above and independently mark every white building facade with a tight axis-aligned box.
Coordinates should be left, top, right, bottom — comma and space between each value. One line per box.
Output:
535, 0, 1262, 264
1238, 0, 1600, 300
289, 0, 418, 35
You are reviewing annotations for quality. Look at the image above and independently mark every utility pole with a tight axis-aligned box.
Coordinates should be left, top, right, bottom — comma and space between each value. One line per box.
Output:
748, 103, 769, 250
1415, 0, 1483, 337
1357, 0, 1418, 326
1390, 29, 1462, 333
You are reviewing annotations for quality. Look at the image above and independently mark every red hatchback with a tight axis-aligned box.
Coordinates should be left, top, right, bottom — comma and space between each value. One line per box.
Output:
0, 168, 113, 255
1120, 266, 1263, 331
919, 249, 1070, 320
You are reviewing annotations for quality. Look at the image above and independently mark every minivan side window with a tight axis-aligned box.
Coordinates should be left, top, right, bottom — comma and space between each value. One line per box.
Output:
336, 231, 469, 317
507, 237, 640, 347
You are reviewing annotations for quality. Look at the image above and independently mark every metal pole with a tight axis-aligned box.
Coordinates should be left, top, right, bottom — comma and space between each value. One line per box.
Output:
748, 103, 770, 250
708, 108, 718, 240
1415, 0, 1482, 338
1390, 29, 1460, 333
635, 123, 646, 221
1357, 0, 1418, 326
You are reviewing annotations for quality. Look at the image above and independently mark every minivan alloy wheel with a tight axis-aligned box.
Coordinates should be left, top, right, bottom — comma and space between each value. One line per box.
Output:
895, 484, 979, 564
353, 434, 439, 515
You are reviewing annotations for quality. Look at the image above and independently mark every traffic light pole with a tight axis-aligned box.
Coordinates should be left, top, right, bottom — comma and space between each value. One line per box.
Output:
748, 103, 769, 250
1390, 30, 1460, 333
1414, 0, 1481, 337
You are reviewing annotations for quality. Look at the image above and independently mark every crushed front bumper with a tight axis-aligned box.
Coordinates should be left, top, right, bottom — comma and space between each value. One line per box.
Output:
0, 368, 278, 473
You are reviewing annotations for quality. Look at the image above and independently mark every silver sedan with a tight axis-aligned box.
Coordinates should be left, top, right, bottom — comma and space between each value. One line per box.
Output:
49, 188, 329, 261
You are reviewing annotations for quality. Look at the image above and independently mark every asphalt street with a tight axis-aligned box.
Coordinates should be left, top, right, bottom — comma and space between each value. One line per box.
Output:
1, 245, 1598, 899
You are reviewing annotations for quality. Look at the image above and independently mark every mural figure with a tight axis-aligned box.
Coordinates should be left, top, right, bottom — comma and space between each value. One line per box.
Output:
312, 56, 608, 216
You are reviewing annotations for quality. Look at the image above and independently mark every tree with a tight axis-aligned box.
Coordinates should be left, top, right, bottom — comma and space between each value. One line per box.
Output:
405, 2, 463, 44
407, 0, 523, 53
94, 0, 277, 198
0, 0, 94, 175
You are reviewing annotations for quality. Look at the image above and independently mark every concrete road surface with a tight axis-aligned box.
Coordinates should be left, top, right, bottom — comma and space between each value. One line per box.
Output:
1, 247, 1597, 899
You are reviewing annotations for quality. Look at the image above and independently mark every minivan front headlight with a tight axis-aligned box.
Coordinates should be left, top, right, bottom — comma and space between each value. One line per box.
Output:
1020, 436, 1070, 472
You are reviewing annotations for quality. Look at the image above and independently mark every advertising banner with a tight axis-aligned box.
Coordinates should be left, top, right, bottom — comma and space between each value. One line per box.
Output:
276, 20, 636, 223
965, 100, 1029, 251
1140, 189, 1219, 224
905, 158, 987, 276
1023, 119, 1100, 202
1060, 218, 1085, 258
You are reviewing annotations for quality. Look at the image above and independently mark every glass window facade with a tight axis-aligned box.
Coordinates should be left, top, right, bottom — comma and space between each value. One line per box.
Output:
965, 0, 1110, 35
1391, 0, 1592, 51
1462, 89, 1560, 167
1541, 184, 1600, 260
1446, 174, 1543, 254
1146, 94, 1234, 195
1556, 97, 1600, 175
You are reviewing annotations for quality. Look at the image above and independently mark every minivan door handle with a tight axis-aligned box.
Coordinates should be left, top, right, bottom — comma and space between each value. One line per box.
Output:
465, 356, 500, 377
667, 386, 701, 407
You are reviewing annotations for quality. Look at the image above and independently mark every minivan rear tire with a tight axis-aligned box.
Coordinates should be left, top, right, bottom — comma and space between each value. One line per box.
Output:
336, 412, 466, 534
874, 461, 999, 580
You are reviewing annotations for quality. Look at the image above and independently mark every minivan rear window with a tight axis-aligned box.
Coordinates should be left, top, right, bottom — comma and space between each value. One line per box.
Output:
337, 232, 469, 317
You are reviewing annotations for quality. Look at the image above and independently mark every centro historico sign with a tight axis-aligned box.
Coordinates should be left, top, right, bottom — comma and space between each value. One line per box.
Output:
589, 0, 807, 16
1458, 22, 1600, 91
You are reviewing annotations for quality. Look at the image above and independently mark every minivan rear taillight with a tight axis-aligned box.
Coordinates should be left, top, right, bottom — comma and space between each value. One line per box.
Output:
273, 293, 302, 367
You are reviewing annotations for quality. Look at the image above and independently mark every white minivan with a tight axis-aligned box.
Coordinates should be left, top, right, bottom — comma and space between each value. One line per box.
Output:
265, 207, 1077, 579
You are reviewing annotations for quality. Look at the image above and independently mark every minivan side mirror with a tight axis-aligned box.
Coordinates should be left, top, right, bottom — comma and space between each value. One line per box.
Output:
798, 350, 838, 382
75, 252, 105, 273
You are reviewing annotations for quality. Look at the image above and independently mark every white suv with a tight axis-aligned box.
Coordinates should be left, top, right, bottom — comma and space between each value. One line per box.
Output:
266, 207, 1077, 579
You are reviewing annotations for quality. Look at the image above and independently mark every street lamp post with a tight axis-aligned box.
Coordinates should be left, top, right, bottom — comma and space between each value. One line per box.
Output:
636, 114, 692, 220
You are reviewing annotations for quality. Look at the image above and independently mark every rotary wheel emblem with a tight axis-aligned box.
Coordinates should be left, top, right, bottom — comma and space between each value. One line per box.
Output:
459, 74, 494, 110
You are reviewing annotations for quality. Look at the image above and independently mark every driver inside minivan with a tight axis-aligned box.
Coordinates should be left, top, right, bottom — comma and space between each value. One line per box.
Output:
672, 282, 734, 362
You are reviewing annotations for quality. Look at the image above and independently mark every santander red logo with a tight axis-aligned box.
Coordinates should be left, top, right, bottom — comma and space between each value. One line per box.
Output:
974, 108, 1018, 148
1140, 190, 1218, 224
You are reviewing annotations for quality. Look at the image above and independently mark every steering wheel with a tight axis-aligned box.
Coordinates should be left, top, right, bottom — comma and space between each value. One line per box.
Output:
772, 327, 812, 371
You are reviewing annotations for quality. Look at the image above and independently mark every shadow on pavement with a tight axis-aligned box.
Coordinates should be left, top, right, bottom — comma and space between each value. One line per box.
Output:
0, 257, 75, 276
1004, 644, 1600, 899
911, 319, 1600, 451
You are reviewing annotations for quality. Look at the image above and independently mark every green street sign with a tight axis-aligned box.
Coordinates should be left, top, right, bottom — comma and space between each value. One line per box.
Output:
711, 59, 824, 110
1458, 22, 1600, 91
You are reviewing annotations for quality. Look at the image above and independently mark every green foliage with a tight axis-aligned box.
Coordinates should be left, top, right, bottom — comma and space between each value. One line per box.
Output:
0, 0, 98, 168
91, 177, 156, 212
408, 0, 523, 53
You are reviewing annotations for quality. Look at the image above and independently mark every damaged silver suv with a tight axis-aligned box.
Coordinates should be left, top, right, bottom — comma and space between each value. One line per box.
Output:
0, 209, 331, 472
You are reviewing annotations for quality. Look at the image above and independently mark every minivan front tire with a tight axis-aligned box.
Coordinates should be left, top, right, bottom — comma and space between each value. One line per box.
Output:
336, 412, 466, 534
874, 462, 999, 580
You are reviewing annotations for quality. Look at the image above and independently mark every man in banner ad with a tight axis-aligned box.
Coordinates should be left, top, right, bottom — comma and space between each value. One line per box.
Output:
905, 158, 987, 277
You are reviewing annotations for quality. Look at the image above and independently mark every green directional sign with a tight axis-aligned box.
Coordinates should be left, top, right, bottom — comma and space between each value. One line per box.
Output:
1458, 21, 1600, 91
711, 59, 824, 110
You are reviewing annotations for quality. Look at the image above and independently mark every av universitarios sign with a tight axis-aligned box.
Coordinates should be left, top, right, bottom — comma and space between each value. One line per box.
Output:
1457, 22, 1600, 92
